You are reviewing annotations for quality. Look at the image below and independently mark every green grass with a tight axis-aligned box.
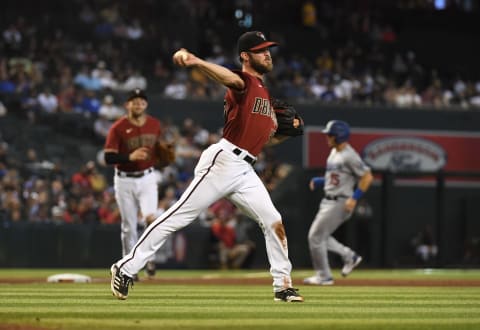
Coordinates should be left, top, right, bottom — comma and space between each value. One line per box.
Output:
1, 267, 479, 279
0, 269, 480, 330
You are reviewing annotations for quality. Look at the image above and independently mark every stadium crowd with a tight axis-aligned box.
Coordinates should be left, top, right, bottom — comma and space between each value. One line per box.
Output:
1, 0, 479, 225
0, 114, 290, 224
1, 0, 480, 117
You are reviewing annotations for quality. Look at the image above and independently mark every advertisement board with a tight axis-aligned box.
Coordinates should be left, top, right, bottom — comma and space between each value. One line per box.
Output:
304, 127, 480, 184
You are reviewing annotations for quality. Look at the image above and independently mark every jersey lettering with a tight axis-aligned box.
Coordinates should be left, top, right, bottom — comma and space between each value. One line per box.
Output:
330, 173, 340, 186
126, 134, 157, 151
252, 97, 272, 117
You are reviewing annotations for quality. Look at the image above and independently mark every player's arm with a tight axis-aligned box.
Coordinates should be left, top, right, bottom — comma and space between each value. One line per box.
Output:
265, 135, 289, 146
172, 48, 245, 90
345, 171, 373, 212
309, 177, 325, 191
104, 148, 150, 164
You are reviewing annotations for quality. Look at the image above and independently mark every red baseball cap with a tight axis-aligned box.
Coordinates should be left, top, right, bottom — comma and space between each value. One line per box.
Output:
237, 31, 278, 54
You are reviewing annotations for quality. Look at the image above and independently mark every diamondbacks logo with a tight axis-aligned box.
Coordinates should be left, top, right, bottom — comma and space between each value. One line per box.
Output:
256, 32, 266, 40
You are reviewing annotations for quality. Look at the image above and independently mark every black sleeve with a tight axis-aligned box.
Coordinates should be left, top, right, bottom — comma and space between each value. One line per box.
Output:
104, 152, 130, 165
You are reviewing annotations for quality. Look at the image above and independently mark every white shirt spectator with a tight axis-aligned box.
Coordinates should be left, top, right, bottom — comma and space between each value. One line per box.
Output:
119, 70, 147, 91
126, 20, 144, 40
164, 79, 187, 100
99, 95, 124, 120
395, 87, 422, 107
37, 91, 58, 113
92, 61, 117, 89
470, 95, 480, 107
3, 25, 22, 46
94, 115, 113, 139
454, 78, 466, 95
308, 75, 327, 99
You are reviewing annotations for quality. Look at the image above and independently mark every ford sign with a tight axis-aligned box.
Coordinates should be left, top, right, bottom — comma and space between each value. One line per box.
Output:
362, 136, 447, 172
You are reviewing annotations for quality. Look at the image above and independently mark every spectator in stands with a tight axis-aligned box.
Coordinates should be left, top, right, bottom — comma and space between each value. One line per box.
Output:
157, 185, 178, 213
319, 81, 338, 102
55, 84, 76, 113
76, 192, 98, 224
209, 199, 255, 269
94, 112, 114, 142
70, 161, 94, 196
37, 87, 58, 114
92, 61, 117, 89
117, 68, 147, 92
302, 0, 318, 28
163, 77, 188, 99
2, 24, 22, 56
97, 188, 120, 224
411, 224, 438, 265
0, 71, 16, 95
1, 179, 22, 222
98, 94, 124, 120
25, 178, 50, 223
125, 19, 144, 40
79, 89, 101, 118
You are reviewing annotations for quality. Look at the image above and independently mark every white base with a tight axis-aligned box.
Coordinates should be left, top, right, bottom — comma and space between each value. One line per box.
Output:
47, 273, 92, 283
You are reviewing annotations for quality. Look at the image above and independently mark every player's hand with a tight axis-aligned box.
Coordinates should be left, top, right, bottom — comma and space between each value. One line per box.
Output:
129, 147, 150, 161
172, 48, 199, 67
344, 197, 357, 213
309, 179, 316, 191
293, 118, 301, 128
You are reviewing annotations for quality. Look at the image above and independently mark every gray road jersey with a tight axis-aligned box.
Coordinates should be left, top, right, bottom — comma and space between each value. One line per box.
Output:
324, 144, 370, 197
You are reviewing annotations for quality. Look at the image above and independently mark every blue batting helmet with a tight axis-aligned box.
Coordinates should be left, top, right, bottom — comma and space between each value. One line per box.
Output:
322, 120, 350, 143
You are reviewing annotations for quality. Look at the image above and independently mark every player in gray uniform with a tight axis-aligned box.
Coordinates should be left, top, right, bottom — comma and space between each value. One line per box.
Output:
304, 120, 373, 285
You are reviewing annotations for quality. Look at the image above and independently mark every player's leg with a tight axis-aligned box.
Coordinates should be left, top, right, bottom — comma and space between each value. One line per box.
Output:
136, 172, 159, 277
326, 236, 354, 258
114, 176, 139, 257
114, 145, 231, 278
325, 204, 354, 258
228, 171, 299, 295
306, 200, 346, 282
323, 207, 362, 276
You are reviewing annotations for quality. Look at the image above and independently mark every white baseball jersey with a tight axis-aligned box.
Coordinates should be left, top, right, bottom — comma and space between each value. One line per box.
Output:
324, 144, 370, 197
308, 143, 370, 281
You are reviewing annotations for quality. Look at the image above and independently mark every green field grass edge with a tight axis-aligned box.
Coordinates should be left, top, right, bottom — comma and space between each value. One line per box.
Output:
0, 268, 479, 280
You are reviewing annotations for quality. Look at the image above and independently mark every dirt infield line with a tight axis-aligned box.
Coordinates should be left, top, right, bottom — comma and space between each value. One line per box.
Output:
2, 277, 480, 286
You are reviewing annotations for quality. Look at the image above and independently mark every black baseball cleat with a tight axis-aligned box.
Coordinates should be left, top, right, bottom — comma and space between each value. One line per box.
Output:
110, 264, 134, 300
274, 288, 304, 302
145, 261, 156, 279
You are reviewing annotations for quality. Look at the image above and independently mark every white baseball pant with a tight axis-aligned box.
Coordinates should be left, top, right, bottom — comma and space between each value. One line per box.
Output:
308, 198, 355, 280
116, 138, 293, 291
114, 169, 158, 257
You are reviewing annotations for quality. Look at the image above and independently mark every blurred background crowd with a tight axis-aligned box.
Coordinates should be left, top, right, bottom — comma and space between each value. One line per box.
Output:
0, 0, 479, 230
1, 0, 480, 117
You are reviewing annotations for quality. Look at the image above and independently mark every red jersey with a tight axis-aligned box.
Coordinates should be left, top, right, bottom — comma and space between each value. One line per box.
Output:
223, 70, 278, 156
104, 115, 162, 172
211, 221, 236, 248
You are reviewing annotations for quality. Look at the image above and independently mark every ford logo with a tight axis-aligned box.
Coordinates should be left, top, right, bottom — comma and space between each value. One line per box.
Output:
362, 137, 447, 172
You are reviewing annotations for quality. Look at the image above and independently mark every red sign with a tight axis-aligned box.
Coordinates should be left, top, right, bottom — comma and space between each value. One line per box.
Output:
305, 127, 480, 173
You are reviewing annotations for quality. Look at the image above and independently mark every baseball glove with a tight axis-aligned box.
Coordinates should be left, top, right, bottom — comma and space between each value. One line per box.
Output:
154, 142, 175, 169
272, 99, 304, 137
